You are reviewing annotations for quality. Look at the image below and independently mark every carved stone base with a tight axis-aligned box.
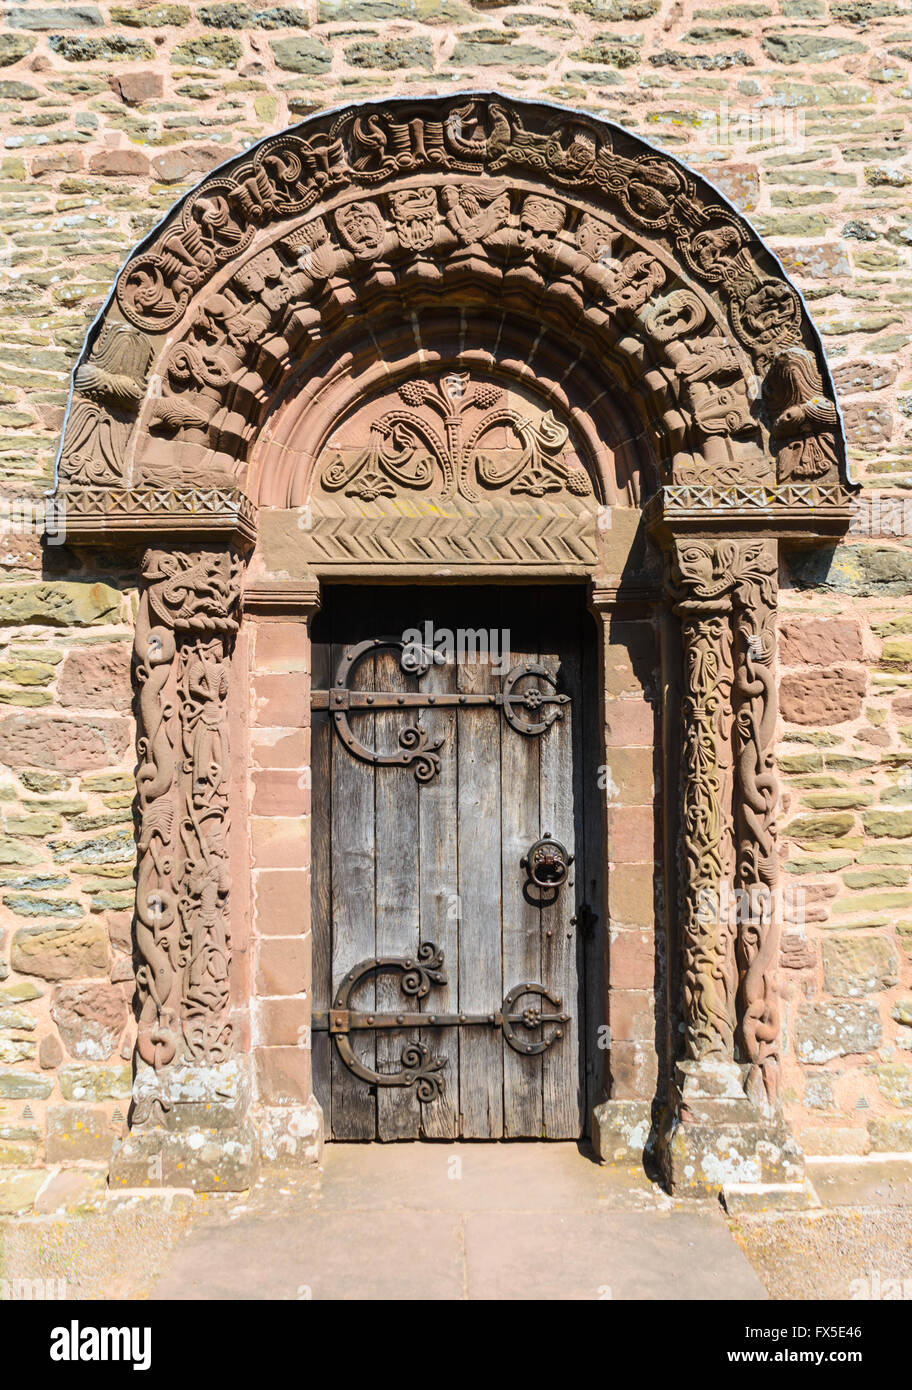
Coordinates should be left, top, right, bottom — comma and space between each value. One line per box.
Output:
252, 1099, 324, 1168
658, 1060, 807, 1199
590, 1099, 655, 1166
109, 1123, 259, 1193
109, 1058, 259, 1193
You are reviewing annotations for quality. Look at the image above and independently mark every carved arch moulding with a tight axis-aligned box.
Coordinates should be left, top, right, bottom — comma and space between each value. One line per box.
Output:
50, 95, 852, 1196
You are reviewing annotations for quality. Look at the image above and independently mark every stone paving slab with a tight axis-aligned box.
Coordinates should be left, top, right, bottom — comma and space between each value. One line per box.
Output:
148, 1143, 768, 1301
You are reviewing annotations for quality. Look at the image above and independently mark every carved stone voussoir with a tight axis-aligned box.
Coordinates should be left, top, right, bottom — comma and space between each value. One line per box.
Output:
50, 94, 847, 541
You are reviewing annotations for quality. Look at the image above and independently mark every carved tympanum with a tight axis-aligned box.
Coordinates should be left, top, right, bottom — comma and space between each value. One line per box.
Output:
317, 371, 592, 504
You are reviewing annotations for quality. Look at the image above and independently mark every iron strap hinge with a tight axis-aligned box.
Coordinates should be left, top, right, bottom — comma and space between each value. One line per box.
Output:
312, 943, 570, 1102
310, 636, 569, 782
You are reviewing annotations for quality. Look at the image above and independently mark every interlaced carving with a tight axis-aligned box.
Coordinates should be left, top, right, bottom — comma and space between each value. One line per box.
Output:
134, 548, 242, 1075
670, 539, 783, 1102
50, 95, 846, 519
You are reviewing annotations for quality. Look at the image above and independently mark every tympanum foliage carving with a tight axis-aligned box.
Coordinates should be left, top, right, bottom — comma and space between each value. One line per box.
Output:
318, 371, 591, 502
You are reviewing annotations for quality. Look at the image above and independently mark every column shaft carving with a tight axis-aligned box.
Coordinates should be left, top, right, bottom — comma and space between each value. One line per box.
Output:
669, 538, 781, 1102
671, 569, 737, 1063
134, 546, 243, 1074
732, 550, 781, 1106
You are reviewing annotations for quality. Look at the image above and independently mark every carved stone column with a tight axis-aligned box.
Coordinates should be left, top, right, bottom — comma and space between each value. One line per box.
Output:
111, 545, 258, 1192
658, 538, 806, 1203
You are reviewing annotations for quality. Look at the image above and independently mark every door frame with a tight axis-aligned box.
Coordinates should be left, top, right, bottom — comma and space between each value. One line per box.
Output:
236, 567, 661, 1164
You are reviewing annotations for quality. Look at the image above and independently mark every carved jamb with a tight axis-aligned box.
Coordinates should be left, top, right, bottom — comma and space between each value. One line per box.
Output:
668, 548, 737, 1063
667, 538, 782, 1098
133, 546, 243, 1089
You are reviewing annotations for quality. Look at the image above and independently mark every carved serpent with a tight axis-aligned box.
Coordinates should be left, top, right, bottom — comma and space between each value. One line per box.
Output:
134, 601, 180, 1069
735, 614, 781, 1104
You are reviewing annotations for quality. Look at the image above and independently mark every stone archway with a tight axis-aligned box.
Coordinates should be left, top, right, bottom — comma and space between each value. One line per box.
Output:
50, 93, 853, 1197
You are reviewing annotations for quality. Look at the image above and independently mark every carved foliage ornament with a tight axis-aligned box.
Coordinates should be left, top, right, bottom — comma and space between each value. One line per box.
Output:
133, 548, 242, 1079
318, 372, 593, 503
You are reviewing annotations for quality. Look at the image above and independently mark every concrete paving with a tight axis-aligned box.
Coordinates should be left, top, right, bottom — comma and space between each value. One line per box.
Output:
149, 1143, 768, 1301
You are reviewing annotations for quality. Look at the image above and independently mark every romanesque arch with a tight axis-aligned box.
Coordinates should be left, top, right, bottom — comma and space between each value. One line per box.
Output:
51, 94, 852, 1195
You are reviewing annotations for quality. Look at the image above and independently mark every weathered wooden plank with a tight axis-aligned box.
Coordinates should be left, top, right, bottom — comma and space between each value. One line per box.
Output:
330, 603, 378, 1139
456, 595, 504, 1139
417, 589, 460, 1139
374, 633, 422, 1140
501, 597, 543, 1137
539, 591, 583, 1139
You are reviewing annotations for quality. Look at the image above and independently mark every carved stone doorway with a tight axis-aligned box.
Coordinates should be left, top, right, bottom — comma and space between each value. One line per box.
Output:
50, 93, 854, 1199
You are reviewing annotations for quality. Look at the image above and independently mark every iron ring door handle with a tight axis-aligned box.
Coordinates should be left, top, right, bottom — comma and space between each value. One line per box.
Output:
520, 832, 573, 891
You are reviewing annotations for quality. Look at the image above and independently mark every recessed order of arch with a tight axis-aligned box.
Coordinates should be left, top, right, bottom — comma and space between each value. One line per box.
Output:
53, 93, 849, 526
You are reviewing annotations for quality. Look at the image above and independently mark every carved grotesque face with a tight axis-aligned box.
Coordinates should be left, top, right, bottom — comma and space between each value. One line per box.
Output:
691, 224, 741, 275
740, 283, 799, 344
388, 187, 439, 251
233, 247, 283, 297
516, 195, 565, 250
335, 201, 386, 258
576, 213, 615, 264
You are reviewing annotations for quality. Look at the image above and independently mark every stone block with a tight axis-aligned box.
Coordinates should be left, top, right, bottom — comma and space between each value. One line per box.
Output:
58, 644, 131, 711
46, 1104, 112, 1162
51, 982, 127, 1060
254, 1097, 323, 1166
34, 1167, 107, 1215
11, 921, 108, 981
591, 1098, 653, 1164
255, 1045, 312, 1107
822, 935, 898, 996
779, 619, 864, 667
794, 1000, 882, 1063
253, 869, 312, 935
251, 767, 310, 817
256, 935, 311, 997
0, 1168, 43, 1214
606, 865, 655, 929
780, 668, 866, 725
59, 1063, 131, 1102
0, 714, 130, 771
607, 927, 654, 990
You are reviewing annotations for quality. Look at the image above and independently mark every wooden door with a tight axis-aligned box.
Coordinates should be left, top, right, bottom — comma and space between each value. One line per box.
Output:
311, 586, 602, 1140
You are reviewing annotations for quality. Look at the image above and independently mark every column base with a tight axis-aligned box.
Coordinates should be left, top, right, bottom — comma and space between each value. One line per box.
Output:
109, 1057, 259, 1193
658, 1059, 808, 1200
590, 1099, 655, 1166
